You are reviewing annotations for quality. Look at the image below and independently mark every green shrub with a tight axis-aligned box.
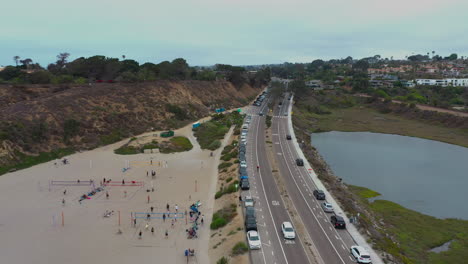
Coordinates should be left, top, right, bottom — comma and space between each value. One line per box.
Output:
170, 136, 193, 151
210, 216, 227, 230
208, 140, 222, 150
225, 177, 233, 183
217, 256, 229, 264
218, 162, 232, 170
114, 145, 139, 155
232, 242, 249, 255
215, 190, 224, 199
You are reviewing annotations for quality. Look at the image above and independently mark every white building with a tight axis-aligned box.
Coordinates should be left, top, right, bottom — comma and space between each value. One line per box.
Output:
415, 78, 468, 87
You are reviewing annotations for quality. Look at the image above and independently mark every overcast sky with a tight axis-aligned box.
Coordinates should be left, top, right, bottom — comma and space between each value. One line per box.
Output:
1, 0, 467, 66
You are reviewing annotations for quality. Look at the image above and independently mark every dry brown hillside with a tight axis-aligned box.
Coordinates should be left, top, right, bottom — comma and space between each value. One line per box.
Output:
0, 80, 261, 168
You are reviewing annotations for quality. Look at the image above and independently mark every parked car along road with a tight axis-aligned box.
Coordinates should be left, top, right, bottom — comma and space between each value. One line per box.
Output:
350, 245, 372, 263
313, 189, 326, 200
321, 202, 334, 213
247, 230, 261, 249
331, 215, 346, 229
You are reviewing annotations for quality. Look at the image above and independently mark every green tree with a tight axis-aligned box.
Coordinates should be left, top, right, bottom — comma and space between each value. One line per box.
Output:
13, 56, 20, 66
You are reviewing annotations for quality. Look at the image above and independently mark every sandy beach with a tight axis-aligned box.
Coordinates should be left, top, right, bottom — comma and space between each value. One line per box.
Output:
0, 122, 228, 264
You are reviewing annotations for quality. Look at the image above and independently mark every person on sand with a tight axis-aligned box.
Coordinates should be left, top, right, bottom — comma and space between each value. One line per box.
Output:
171, 219, 174, 228
122, 179, 125, 185
150, 206, 154, 213
147, 214, 151, 220
165, 230, 168, 239
146, 171, 148, 177
124, 190, 127, 198
133, 218, 136, 227
166, 203, 169, 211
162, 213, 166, 222
139, 231, 142, 239
106, 192, 109, 199
63, 189, 67, 195
62, 199, 65, 205
151, 227, 154, 235
201, 217, 204, 225
175, 204, 178, 212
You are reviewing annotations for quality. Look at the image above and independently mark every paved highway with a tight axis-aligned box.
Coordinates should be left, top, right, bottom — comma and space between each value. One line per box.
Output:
242, 97, 311, 264
271, 94, 358, 264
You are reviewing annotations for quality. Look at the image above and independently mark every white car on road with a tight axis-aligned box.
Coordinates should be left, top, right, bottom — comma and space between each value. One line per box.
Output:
281, 221, 296, 239
247, 230, 261, 249
240, 160, 247, 168
350, 245, 372, 263
321, 202, 334, 213
244, 196, 254, 207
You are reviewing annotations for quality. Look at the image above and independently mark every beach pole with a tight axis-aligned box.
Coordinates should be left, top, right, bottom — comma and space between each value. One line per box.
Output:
89, 160, 92, 169
118, 211, 121, 226
147, 195, 150, 203
185, 210, 187, 225
195, 180, 197, 192
61, 212, 64, 227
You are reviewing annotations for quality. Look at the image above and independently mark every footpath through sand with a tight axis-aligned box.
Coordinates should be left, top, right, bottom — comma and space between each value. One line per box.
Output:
0, 122, 227, 264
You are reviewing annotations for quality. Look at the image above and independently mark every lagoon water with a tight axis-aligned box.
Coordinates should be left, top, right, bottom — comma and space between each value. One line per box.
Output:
311, 131, 468, 220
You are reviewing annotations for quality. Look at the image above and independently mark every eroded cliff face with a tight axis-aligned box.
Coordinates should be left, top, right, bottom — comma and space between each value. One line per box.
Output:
0, 80, 261, 165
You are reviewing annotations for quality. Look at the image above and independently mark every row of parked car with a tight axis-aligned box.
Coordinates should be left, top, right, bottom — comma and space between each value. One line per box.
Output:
252, 91, 267, 107
237, 114, 261, 249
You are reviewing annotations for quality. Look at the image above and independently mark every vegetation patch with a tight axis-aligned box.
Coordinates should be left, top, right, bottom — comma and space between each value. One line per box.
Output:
266, 115, 272, 128
347, 185, 381, 199
115, 136, 192, 155
293, 92, 468, 147
193, 112, 244, 150
361, 196, 468, 264
215, 180, 239, 199
210, 204, 238, 230
216, 256, 229, 264
231, 242, 249, 255
160, 136, 193, 153
114, 145, 139, 155
0, 148, 74, 176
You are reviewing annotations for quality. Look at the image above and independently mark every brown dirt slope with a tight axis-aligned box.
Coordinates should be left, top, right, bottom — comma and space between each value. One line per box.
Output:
0, 81, 260, 166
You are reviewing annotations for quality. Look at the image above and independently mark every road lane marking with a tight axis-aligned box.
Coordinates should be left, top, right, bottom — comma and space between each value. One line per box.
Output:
253, 117, 289, 264
277, 124, 348, 264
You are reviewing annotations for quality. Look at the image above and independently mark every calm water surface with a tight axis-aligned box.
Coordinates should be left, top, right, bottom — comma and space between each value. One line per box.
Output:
311, 131, 468, 220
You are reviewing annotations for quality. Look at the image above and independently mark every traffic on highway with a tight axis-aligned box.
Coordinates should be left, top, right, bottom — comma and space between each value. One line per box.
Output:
237, 88, 376, 264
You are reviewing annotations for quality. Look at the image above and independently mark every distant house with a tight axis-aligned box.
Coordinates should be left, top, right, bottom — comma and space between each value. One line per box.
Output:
415, 78, 468, 87
305, 80, 322, 89
401, 80, 415, 88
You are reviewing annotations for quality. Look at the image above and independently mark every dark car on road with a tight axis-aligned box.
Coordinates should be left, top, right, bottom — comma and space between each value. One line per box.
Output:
296, 158, 304, 166
331, 215, 346, 229
240, 179, 250, 190
286, 135, 292, 140
259, 112, 264, 116
246, 206, 256, 218
313, 189, 326, 200
245, 215, 257, 231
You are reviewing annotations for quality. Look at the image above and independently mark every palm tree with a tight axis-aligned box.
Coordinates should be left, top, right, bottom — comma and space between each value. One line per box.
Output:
13, 56, 20, 66
122, 55, 126, 60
